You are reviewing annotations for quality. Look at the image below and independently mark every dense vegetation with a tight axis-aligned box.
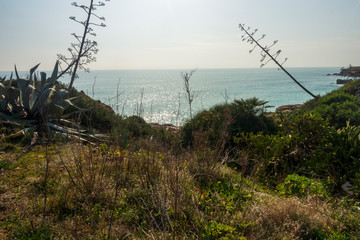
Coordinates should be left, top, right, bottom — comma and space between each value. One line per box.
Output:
1, 79, 360, 239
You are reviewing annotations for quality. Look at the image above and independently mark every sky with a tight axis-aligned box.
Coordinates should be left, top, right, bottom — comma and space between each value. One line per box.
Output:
1, 0, 360, 71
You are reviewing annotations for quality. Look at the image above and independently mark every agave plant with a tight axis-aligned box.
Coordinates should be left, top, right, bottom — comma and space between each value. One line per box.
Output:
0, 61, 88, 140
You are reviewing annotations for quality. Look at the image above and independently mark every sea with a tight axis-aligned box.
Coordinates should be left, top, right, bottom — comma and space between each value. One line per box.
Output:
0, 67, 348, 126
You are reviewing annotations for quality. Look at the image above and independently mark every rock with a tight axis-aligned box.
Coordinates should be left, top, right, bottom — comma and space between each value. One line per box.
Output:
341, 181, 355, 195
336, 79, 353, 84
149, 122, 179, 133
334, 66, 360, 77
275, 104, 303, 113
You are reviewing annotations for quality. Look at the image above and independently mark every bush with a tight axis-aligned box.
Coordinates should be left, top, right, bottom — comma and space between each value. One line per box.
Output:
180, 98, 277, 149
308, 123, 360, 193
276, 174, 327, 198
65, 88, 119, 133
121, 115, 151, 138
302, 79, 360, 128
238, 112, 327, 185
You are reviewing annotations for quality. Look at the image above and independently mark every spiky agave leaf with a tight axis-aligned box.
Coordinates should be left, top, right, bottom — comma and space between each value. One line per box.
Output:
14, 65, 20, 80
0, 81, 6, 99
38, 87, 56, 106
0, 100, 7, 111
42, 61, 59, 91
40, 72, 47, 89
29, 89, 39, 112
0, 112, 35, 126
23, 84, 36, 110
17, 78, 29, 108
29, 63, 40, 81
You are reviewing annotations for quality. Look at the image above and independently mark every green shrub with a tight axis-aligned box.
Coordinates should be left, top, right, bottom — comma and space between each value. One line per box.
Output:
12, 223, 54, 240
65, 88, 119, 133
309, 123, 360, 193
238, 112, 327, 185
276, 174, 326, 198
200, 221, 246, 240
121, 115, 151, 138
302, 79, 360, 128
180, 98, 277, 149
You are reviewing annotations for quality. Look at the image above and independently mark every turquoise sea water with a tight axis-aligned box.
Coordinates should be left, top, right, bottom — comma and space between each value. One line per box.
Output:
0, 67, 345, 125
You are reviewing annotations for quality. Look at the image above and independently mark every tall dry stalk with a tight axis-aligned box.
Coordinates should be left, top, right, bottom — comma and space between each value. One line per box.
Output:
181, 69, 197, 120
239, 23, 316, 98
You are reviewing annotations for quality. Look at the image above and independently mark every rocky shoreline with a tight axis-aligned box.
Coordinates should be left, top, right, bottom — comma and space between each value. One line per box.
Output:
333, 66, 360, 77
330, 66, 360, 84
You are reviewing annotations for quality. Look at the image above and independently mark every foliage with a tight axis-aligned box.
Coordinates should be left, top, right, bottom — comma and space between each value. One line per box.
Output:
12, 223, 54, 240
276, 174, 327, 198
237, 112, 327, 185
180, 97, 277, 149
200, 221, 246, 240
308, 122, 360, 193
302, 79, 360, 128
65, 87, 118, 132
121, 115, 151, 138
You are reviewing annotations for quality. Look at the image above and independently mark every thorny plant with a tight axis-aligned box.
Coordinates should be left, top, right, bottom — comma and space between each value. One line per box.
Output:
239, 24, 316, 98
57, 0, 110, 90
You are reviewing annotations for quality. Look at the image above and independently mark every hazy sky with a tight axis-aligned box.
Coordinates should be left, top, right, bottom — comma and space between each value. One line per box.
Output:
1, 0, 360, 71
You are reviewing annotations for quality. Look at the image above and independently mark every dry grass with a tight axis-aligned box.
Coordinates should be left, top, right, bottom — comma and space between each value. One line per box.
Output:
242, 195, 338, 239
0, 139, 357, 239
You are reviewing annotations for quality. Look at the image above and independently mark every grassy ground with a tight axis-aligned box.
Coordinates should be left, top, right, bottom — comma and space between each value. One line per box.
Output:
0, 133, 359, 239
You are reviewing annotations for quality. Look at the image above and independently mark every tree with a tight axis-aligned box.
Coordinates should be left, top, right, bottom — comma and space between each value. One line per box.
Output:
57, 0, 109, 90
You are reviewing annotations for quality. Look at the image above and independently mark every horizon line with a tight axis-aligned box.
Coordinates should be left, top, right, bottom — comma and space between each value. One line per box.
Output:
0, 65, 344, 73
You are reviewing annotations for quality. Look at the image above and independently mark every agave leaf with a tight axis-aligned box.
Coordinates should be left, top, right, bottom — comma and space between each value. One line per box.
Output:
38, 87, 55, 106
58, 118, 82, 130
31, 88, 55, 114
0, 76, 5, 83
29, 63, 40, 81
0, 100, 7, 111
30, 89, 39, 112
10, 72, 13, 81
8, 78, 13, 88
57, 89, 68, 98
5, 88, 17, 107
48, 122, 82, 135
50, 61, 59, 85
40, 72, 47, 89
48, 122, 100, 143
0, 112, 35, 126
18, 78, 29, 107
23, 85, 36, 110
48, 89, 69, 109
18, 78, 29, 92
14, 65, 20, 80
64, 98, 86, 111
33, 73, 37, 88
0, 82, 6, 97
